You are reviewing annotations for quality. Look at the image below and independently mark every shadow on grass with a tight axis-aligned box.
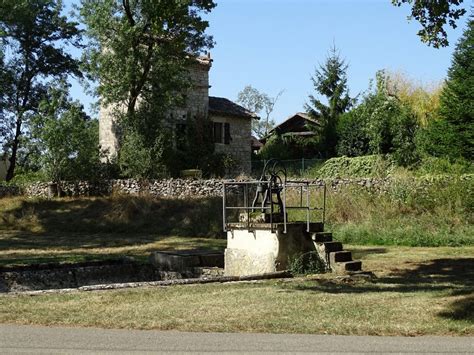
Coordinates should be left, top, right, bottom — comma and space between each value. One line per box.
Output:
0, 196, 224, 239
0, 196, 226, 266
283, 258, 474, 323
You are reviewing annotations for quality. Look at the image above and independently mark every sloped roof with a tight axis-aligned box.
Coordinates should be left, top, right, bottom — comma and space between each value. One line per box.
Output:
209, 96, 259, 119
267, 112, 319, 136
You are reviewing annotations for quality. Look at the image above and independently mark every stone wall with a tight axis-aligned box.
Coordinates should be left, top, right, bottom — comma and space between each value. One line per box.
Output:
212, 114, 252, 176
5, 174, 470, 199
0, 185, 21, 198
24, 179, 227, 199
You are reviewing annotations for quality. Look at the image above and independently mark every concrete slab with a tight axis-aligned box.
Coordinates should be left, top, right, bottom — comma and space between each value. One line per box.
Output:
149, 250, 224, 271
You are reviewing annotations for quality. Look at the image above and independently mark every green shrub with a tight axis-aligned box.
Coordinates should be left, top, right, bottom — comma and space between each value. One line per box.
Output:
308, 155, 395, 178
288, 251, 327, 275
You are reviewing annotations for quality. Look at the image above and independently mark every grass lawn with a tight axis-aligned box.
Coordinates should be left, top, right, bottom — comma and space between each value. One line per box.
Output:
1, 245, 472, 336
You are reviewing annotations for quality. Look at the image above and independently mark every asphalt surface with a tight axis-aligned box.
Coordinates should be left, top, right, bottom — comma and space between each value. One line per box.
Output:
0, 324, 473, 354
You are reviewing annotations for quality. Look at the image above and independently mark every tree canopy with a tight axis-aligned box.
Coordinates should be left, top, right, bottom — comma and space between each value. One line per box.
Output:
0, 0, 82, 181
80, 0, 216, 118
422, 16, 473, 160
305, 46, 353, 157
237, 85, 283, 138
392, 0, 467, 48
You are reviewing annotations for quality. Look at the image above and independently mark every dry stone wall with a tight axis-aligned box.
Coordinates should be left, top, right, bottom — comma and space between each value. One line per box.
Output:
0, 185, 21, 198
3, 174, 471, 199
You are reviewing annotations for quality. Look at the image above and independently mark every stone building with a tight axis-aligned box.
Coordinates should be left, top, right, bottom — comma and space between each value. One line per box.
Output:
99, 55, 257, 176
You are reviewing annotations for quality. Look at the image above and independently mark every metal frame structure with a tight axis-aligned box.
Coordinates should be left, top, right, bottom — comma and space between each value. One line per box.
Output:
222, 179, 327, 234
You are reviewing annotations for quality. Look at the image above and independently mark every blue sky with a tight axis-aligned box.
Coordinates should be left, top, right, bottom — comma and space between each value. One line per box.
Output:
69, 0, 471, 124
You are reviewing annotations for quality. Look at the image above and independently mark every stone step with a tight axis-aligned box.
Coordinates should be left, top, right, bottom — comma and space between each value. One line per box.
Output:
308, 222, 324, 233
329, 251, 352, 265
311, 232, 333, 243
333, 260, 362, 273
318, 241, 343, 253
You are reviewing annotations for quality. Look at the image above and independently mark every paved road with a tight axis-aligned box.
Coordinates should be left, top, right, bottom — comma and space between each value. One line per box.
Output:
0, 325, 472, 354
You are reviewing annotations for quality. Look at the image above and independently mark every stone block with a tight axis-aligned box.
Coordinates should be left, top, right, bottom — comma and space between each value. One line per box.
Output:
311, 232, 333, 243
333, 260, 362, 273
329, 251, 352, 265
149, 251, 201, 271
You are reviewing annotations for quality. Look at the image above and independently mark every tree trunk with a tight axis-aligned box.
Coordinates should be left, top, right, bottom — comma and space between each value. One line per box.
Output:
5, 117, 22, 182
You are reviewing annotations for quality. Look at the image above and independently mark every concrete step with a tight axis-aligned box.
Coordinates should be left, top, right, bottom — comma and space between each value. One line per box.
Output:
333, 260, 362, 273
318, 241, 343, 253
329, 251, 352, 265
308, 222, 324, 233
311, 232, 333, 243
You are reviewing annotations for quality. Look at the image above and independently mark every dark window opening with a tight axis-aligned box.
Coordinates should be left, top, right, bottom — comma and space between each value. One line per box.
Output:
176, 123, 187, 150
213, 122, 223, 143
224, 123, 231, 144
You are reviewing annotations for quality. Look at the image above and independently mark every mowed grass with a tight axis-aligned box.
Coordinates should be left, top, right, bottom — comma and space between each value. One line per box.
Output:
0, 246, 473, 336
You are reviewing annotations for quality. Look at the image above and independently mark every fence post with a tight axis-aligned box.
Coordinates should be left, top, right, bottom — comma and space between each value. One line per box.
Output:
302, 158, 305, 173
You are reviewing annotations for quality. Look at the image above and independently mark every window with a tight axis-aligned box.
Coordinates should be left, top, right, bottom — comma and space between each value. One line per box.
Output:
213, 122, 222, 143
176, 123, 187, 150
213, 122, 231, 144
224, 123, 231, 144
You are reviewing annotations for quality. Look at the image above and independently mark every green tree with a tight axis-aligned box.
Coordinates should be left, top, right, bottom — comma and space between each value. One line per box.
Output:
305, 46, 353, 157
437, 15, 473, 160
30, 83, 99, 183
337, 71, 419, 166
80, 0, 215, 118
237, 85, 283, 138
0, 0, 82, 181
392, 0, 467, 48
80, 0, 216, 177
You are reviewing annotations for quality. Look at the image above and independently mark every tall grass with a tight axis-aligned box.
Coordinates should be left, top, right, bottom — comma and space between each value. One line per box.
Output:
324, 175, 473, 246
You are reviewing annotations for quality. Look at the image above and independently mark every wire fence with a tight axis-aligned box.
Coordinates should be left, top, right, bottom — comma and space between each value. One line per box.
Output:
249, 158, 325, 178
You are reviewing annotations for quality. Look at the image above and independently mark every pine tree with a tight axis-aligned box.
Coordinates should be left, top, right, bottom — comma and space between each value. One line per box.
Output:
436, 16, 473, 160
305, 46, 353, 157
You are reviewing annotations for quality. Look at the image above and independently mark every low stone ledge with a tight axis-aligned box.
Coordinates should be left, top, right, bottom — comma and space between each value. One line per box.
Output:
4, 271, 292, 296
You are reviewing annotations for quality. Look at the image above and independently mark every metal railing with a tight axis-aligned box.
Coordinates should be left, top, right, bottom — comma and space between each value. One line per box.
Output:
222, 179, 326, 234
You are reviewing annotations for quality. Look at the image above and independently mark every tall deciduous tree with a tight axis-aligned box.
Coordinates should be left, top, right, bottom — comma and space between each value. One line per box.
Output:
237, 85, 283, 138
392, 0, 467, 48
0, 0, 82, 181
305, 46, 353, 157
79, 0, 215, 121
80, 0, 216, 178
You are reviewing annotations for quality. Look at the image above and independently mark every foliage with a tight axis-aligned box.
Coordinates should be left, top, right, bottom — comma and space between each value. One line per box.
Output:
415, 156, 473, 175
305, 46, 353, 157
80, 0, 215, 114
328, 175, 473, 247
0, 0, 82, 181
392, 0, 467, 48
309, 155, 395, 179
30, 83, 99, 182
436, 16, 473, 160
259, 133, 320, 161
237, 85, 282, 138
384, 70, 443, 127
80, 0, 216, 178
118, 128, 168, 179
288, 252, 327, 276
169, 114, 216, 177
336, 71, 419, 166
